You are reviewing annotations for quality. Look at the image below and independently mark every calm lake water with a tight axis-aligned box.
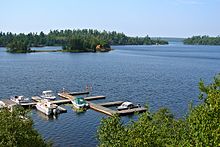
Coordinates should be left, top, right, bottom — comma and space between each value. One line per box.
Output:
0, 43, 220, 146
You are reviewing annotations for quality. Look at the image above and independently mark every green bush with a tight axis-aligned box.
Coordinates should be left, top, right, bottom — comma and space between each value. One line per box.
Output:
98, 74, 220, 147
0, 107, 51, 147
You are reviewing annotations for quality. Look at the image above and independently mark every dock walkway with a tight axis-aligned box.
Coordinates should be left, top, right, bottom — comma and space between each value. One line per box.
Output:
69, 91, 89, 96
58, 92, 105, 101
57, 92, 146, 116
88, 102, 117, 116
84, 95, 105, 101
118, 107, 147, 116
98, 101, 124, 107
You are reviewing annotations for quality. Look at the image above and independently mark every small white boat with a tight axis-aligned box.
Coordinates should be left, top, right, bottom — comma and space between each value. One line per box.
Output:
71, 96, 89, 109
10, 95, 31, 104
35, 99, 59, 115
117, 101, 140, 111
41, 90, 56, 100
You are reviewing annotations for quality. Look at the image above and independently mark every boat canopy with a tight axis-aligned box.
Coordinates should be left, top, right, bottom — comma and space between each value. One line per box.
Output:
121, 102, 133, 106
75, 97, 86, 105
42, 90, 53, 94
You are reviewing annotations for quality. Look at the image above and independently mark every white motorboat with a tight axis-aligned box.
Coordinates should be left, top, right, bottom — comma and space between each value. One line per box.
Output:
41, 90, 56, 100
10, 95, 31, 104
35, 99, 59, 115
71, 96, 89, 109
117, 101, 140, 111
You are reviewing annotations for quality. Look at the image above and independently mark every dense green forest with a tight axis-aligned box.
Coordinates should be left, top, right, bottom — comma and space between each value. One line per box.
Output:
98, 74, 220, 146
0, 107, 51, 146
0, 30, 168, 53
184, 35, 220, 45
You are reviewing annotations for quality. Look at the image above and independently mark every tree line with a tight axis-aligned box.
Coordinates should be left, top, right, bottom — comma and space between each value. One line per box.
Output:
98, 74, 220, 146
184, 35, 220, 45
0, 30, 168, 53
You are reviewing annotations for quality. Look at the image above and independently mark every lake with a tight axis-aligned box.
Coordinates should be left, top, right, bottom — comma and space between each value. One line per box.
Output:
0, 43, 220, 146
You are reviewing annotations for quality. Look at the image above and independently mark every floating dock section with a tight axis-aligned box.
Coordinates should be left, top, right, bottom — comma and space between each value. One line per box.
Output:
1, 91, 146, 117
89, 102, 147, 116
58, 92, 105, 101
88, 102, 117, 116
57, 92, 146, 116
58, 92, 74, 99
0, 99, 37, 108
98, 101, 124, 107
50, 99, 71, 105
0, 99, 17, 108
69, 91, 89, 96
117, 107, 147, 116
84, 95, 105, 101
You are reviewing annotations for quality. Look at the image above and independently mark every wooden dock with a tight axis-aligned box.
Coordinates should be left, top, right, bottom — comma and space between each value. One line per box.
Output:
0, 99, 37, 107
0, 99, 17, 108
58, 92, 105, 101
69, 91, 89, 96
84, 95, 105, 101
98, 101, 124, 107
117, 107, 147, 116
1, 91, 147, 116
57, 92, 146, 116
20, 102, 37, 106
88, 102, 117, 116
32, 96, 71, 105
50, 99, 71, 105
88, 102, 146, 116
58, 92, 74, 99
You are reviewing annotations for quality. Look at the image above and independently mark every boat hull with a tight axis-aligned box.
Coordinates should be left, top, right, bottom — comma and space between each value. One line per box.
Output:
36, 104, 52, 115
40, 96, 56, 100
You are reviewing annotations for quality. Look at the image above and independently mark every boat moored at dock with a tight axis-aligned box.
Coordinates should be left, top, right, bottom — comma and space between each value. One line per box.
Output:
71, 96, 89, 109
41, 90, 56, 100
10, 95, 31, 104
35, 99, 60, 115
117, 101, 141, 111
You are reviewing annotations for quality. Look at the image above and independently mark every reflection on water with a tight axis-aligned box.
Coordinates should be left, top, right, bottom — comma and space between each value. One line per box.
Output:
71, 106, 88, 114
36, 110, 59, 120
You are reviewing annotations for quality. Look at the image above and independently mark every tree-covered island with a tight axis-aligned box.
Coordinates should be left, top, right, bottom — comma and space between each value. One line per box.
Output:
0, 29, 168, 53
184, 35, 220, 45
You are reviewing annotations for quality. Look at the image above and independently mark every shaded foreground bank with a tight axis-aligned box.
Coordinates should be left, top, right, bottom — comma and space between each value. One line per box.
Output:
0, 107, 51, 146
98, 74, 220, 146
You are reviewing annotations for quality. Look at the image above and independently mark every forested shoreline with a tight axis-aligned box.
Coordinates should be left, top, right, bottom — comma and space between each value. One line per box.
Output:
0, 30, 168, 53
184, 35, 220, 45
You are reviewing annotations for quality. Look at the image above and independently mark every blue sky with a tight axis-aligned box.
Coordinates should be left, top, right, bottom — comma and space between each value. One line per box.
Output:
0, 0, 219, 37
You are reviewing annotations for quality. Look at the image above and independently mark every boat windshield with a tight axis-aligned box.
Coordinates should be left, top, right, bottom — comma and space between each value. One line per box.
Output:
76, 98, 86, 104
43, 91, 53, 96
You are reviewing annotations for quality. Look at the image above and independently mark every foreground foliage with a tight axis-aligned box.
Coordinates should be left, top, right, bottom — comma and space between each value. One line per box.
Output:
0, 107, 51, 147
98, 74, 220, 146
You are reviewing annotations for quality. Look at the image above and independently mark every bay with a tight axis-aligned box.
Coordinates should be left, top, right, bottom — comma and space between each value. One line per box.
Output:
0, 42, 220, 146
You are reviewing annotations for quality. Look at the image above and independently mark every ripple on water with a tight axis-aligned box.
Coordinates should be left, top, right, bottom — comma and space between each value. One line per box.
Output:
1, 44, 220, 146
